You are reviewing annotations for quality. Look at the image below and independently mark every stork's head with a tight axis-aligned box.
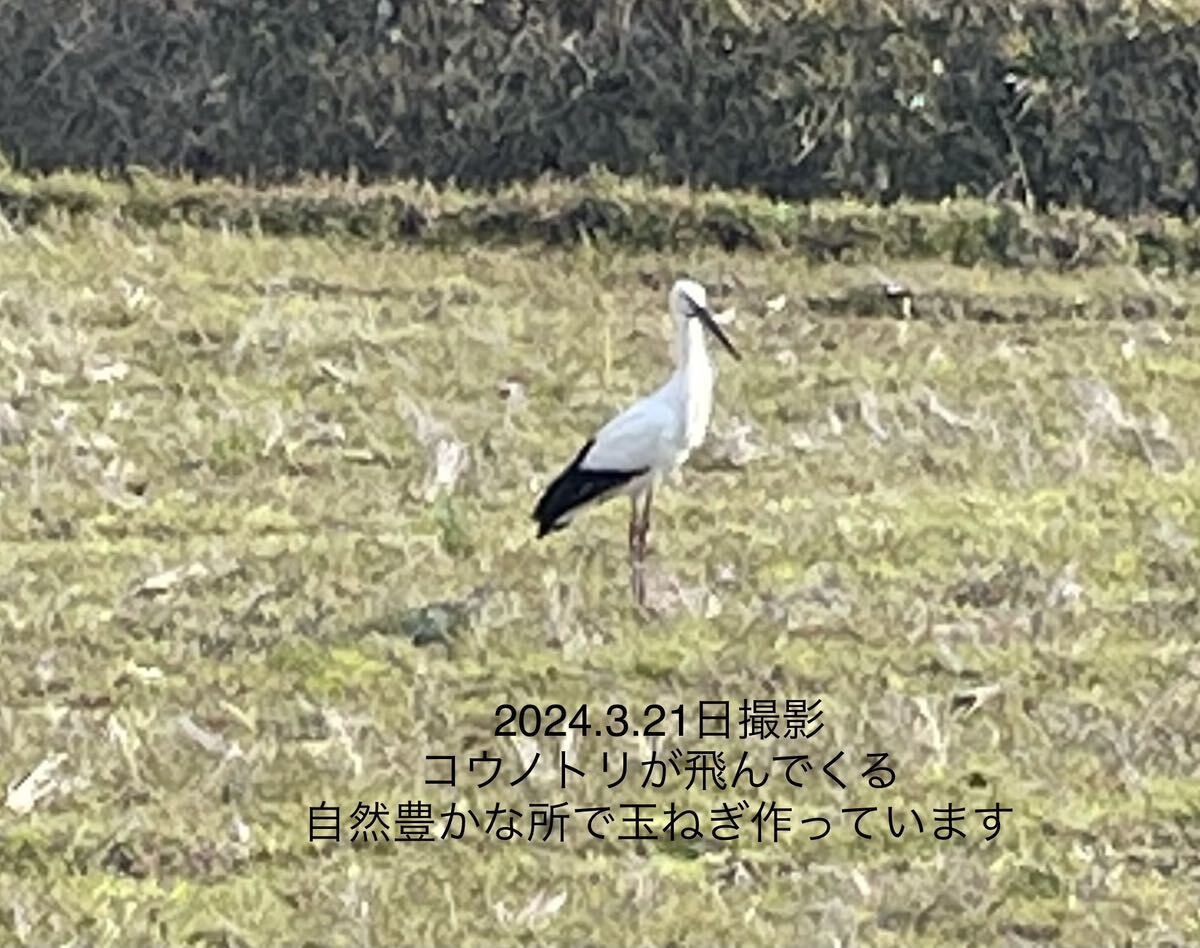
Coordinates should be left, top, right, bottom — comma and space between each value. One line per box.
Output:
668, 278, 740, 360
669, 279, 708, 319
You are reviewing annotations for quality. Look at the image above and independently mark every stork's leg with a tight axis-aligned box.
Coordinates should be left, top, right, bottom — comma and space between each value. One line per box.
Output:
638, 484, 654, 556
629, 495, 644, 604
628, 489, 648, 609
629, 485, 654, 607
628, 495, 639, 557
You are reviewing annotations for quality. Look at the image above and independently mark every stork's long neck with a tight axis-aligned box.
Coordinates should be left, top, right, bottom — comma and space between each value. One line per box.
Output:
675, 316, 710, 374
674, 317, 714, 447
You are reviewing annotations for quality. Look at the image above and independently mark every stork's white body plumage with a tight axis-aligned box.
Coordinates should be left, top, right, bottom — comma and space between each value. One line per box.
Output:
575, 316, 714, 495
532, 278, 740, 604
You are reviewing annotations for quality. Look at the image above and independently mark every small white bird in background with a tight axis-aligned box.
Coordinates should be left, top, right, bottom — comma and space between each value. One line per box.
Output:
532, 278, 741, 606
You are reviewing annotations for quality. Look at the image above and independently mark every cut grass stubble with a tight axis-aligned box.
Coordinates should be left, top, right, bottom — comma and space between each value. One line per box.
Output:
0, 195, 1197, 944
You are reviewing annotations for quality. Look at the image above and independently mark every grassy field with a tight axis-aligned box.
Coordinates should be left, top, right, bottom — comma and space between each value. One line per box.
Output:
0, 185, 1198, 945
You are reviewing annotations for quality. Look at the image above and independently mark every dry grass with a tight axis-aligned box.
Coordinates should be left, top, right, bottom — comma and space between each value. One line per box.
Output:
0, 200, 1198, 945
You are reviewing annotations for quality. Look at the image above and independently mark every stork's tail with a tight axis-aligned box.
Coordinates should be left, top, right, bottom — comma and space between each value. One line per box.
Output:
532, 439, 646, 538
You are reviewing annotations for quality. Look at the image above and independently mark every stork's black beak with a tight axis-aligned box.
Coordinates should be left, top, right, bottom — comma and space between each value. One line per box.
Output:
697, 306, 741, 360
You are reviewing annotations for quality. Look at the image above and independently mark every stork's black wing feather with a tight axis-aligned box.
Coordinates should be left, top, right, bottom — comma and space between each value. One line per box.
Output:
532, 439, 647, 538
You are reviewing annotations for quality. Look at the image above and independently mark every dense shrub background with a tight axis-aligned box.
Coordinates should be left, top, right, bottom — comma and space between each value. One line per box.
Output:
0, 0, 1197, 215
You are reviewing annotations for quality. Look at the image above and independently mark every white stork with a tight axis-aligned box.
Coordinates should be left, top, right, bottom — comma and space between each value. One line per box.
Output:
532, 278, 741, 605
